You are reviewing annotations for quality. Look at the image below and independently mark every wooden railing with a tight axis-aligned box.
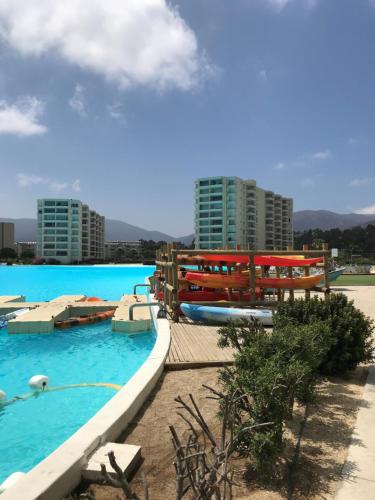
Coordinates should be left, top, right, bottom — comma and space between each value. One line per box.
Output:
153, 243, 331, 320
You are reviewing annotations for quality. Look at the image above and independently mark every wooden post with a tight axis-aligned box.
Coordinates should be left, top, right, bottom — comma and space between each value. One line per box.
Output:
322, 243, 330, 300
167, 243, 173, 310
249, 253, 256, 303
276, 266, 282, 302
171, 242, 179, 321
303, 244, 310, 300
287, 245, 294, 301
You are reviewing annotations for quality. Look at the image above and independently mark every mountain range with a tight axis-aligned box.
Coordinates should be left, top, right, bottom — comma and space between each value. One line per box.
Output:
2, 210, 375, 243
293, 210, 375, 231
0, 217, 194, 246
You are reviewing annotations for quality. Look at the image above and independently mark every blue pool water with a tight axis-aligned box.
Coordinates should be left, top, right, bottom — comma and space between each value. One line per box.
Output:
0, 265, 157, 483
0, 265, 155, 301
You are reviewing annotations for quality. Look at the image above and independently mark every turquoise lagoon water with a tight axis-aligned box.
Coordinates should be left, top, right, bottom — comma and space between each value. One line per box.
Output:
0, 265, 156, 301
0, 265, 157, 483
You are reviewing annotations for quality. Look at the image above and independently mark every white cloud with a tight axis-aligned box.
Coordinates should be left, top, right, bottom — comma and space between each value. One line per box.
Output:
355, 204, 375, 215
301, 177, 315, 188
69, 84, 86, 117
312, 149, 332, 160
350, 177, 373, 187
273, 162, 285, 170
0, 0, 214, 92
266, 0, 317, 11
16, 173, 45, 187
0, 97, 47, 136
106, 102, 125, 122
17, 173, 78, 192
72, 179, 81, 192
257, 70, 268, 82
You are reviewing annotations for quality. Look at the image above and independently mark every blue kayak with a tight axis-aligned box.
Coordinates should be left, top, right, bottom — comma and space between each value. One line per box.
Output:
180, 303, 273, 326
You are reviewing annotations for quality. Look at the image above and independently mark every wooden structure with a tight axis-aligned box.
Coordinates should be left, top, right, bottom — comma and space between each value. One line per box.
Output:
166, 318, 235, 369
154, 244, 331, 320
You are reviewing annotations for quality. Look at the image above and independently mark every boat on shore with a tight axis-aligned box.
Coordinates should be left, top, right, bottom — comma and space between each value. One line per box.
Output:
180, 303, 273, 326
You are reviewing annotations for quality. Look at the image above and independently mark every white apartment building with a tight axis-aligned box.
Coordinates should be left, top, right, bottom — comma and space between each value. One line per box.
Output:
37, 199, 105, 263
195, 177, 293, 250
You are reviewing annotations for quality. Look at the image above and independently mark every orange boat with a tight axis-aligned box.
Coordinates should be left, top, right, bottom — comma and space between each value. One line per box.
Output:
55, 309, 115, 329
185, 271, 323, 290
178, 254, 322, 267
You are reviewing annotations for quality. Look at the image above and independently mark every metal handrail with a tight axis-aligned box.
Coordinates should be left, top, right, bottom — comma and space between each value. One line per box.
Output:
129, 302, 166, 320
133, 283, 152, 294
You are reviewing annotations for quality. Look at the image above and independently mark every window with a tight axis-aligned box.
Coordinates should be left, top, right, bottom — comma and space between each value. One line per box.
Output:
210, 202, 222, 209
210, 187, 222, 193
56, 237, 68, 242
199, 212, 209, 218
44, 244, 55, 249
210, 179, 223, 185
199, 196, 209, 203
199, 220, 209, 226
56, 215, 68, 221
44, 201, 55, 206
44, 236, 55, 242
44, 208, 55, 213
212, 227, 222, 233
199, 227, 209, 234
56, 208, 68, 214
210, 211, 222, 217
56, 201, 68, 206
56, 229, 68, 235
56, 251, 68, 256
44, 222, 55, 227
200, 180, 209, 186
199, 188, 209, 195
56, 222, 68, 228
210, 196, 222, 201
44, 229, 55, 235
211, 219, 222, 225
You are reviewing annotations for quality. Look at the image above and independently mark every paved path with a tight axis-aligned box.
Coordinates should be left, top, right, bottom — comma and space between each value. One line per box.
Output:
333, 286, 375, 499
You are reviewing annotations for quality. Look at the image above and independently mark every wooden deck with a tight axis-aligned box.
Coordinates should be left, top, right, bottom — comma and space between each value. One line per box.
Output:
166, 318, 235, 369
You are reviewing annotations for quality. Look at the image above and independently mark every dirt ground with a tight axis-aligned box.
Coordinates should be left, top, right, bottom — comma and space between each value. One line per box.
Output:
83, 365, 367, 500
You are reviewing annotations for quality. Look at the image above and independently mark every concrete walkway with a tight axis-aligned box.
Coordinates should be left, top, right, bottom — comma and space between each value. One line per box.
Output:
333, 286, 375, 498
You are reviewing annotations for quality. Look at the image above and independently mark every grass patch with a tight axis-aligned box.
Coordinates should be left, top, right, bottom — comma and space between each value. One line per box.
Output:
335, 274, 375, 286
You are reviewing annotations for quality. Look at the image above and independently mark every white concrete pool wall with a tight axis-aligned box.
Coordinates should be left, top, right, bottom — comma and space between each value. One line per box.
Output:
1, 290, 170, 500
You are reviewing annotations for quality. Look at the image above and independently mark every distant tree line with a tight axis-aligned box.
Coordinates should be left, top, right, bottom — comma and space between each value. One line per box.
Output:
294, 223, 375, 263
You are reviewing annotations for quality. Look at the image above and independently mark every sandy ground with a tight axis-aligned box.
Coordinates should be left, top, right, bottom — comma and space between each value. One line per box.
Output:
78, 286, 373, 500
83, 366, 367, 500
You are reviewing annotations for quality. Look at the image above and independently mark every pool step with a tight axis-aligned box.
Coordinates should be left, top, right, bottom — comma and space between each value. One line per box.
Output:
82, 442, 141, 482
7, 304, 70, 334
112, 295, 152, 333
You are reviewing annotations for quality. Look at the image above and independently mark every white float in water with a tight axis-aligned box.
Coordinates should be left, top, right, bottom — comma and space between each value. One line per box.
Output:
0, 389, 6, 401
28, 375, 49, 391
0, 471, 26, 493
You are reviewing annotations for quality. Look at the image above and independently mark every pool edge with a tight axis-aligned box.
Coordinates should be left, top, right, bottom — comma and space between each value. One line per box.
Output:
1, 285, 170, 500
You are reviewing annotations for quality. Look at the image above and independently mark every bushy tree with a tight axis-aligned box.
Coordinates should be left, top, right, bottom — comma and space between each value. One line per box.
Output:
218, 319, 333, 479
275, 294, 374, 374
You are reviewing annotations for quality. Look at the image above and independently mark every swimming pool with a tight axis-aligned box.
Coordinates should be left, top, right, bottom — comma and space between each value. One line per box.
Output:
0, 265, 157, 484
0, 265, 155, 301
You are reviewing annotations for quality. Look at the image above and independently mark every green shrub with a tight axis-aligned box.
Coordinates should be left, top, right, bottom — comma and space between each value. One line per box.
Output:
275, 294, 374, 375
218, 319, 333, 479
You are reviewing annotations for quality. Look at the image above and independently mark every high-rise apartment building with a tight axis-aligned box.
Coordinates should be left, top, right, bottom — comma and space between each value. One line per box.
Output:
37, 199, 105, 263
195, 177, 293, 250
0, 222, 15, 250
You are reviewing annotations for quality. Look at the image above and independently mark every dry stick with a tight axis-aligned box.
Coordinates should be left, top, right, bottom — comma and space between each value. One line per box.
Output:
287, 403, 310, 500
100, 451, 143, 500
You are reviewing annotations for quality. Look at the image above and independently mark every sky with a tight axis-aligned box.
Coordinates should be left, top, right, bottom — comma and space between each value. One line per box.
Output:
0, 0, 375, 236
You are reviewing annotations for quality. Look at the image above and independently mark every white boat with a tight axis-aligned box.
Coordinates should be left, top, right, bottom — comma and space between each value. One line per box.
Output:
180, 303, 273, 326
0, 308, 30, 328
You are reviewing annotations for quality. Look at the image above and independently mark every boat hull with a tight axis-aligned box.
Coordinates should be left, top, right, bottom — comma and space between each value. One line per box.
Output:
185, 271, 323, 290
180, 303, 273, 326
